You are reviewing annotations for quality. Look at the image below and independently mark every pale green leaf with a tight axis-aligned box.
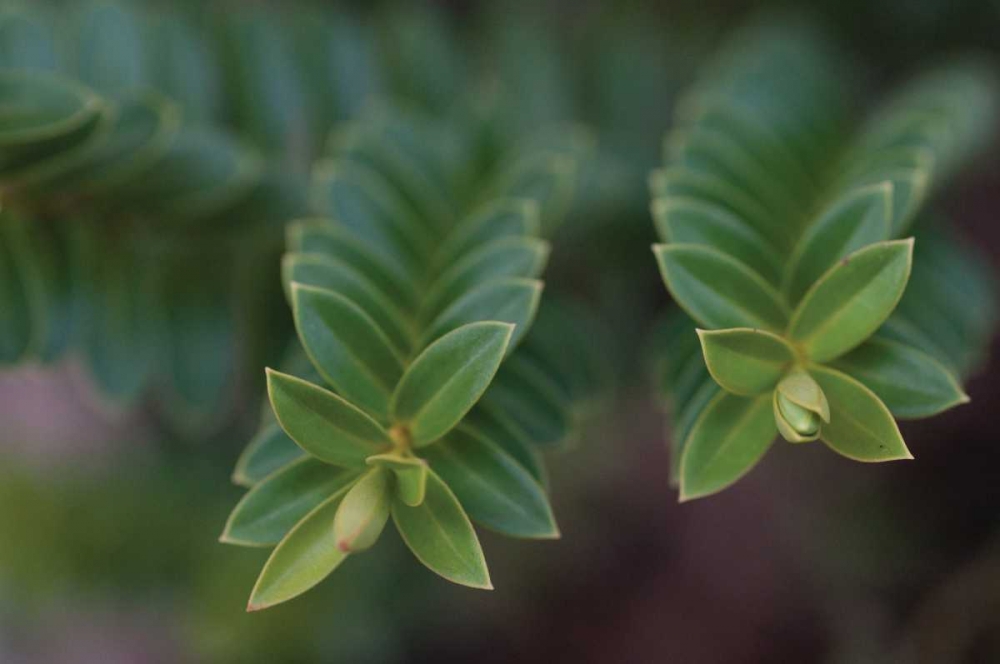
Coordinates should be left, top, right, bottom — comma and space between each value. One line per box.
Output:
697, 327, 795, 396
391, 469, 492, 589
391, 322, 513, 446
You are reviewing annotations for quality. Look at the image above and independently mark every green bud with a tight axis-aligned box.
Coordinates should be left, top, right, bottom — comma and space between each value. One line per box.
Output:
333, 467, 391, 553
775, 391, 821, 442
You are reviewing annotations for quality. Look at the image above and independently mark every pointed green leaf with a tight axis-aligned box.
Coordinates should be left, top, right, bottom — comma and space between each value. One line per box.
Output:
697, 328, 795, 396
422, 426, 558, 539
232, 422, 307, 488
810, 365, 912, 462
367, 453, 429, 507
332, 467, 391, 553
788, 239, 914, 363
784, 183, 892, 305
670, 377, 722, 487
463, 404, 547, 487
831, 337, 969, 419
679, 391, 776, 501
433, 198, 540, 269
419, 237, 549, 325
651, 196, 782, 285
282, 252, 413, 355
266, 369, 392, 467
654, 243, 789, 332
246, 490, 350, 611
391, 322, 514, 446
221, 459, 358, 547
480, 353, 572, 448
292, 283, 404, 422
287, 220, 419, 312
391, 469, 492, 589
419, 278, 542, 354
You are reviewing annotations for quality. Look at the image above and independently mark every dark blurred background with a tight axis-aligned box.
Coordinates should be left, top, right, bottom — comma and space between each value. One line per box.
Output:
1, 1, 999, 662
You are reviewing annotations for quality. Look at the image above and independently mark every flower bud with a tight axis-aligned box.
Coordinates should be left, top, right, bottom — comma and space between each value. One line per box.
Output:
774, 391, 821, 442
333, 467, 391, 553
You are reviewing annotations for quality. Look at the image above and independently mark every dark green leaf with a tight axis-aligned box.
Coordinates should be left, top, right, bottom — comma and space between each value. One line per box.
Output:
423, 426, 558, 539
292, 283, 404, 422
654, 243, 789, 332
831, 337, 968, 419
232, 422, 307, 488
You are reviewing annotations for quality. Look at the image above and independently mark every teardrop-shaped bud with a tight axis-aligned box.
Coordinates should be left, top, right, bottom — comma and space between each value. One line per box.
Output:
774, 390, 821, 443
333, 467, 391, 553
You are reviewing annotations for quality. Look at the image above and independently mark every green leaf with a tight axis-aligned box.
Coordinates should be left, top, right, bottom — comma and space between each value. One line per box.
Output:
366, 453, 429, 507
697, 327, 795, 396
391, 469, 492, 590
422, 426, 558, 539
810, 365, 912, 462
433, 198, 540, 269
788, 239, 914, 363
292, 283, 404, 422
0, 213, 38, 364
651, 196, 782, 285
232, 422, 306, 488
670, 377, 721, 487
463, 403, 547, 487
784, 183, 892, 305
480, 353, 572, 448
266, 369, 393, 468
391, 322, 514, 446
419, 237, 549, 325
287, 220, 419, 312
830, 337, 969, 419
418, 278, 542, 353
332, 467, 391, 553
221, 459, 358, 547
679, 391, 776, 501
654, 243, 789, 332
281, 252, 413, 355
246, 490, 350, 611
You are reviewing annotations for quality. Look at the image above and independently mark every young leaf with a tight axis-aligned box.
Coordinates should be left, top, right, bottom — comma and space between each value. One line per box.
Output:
810, 365, 912, 462
246, 491, 350, 611
697, 327, 795, 396
680, 391, 776, 501
653, 243, 789, 332
784, 182, 892, 305
291, 283, 404, 421
391, 322, 514, 447
422, 426, 559, 539
332, 467, 391, 553
221, 459, 358, 547
367, 453, 429, 507
391, 469, 492, 589
788, 239, 914, 363
831, 337, 969, 419
266, 369, 393, 467
232, 422, 306, 488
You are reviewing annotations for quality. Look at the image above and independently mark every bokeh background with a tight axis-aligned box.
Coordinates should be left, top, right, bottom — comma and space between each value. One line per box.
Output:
1, 1, 999, 662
